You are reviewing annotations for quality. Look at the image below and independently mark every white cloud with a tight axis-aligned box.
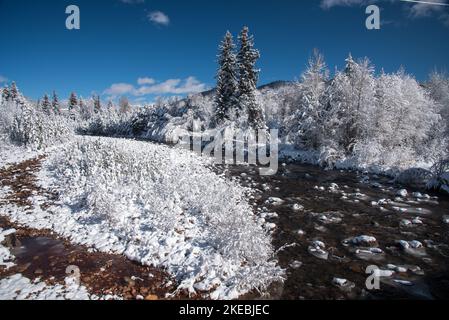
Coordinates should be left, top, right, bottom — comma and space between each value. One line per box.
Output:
407, 0, 448, 18
320, 0, 373, 9
405, 0, 449, 27
320, 0, 449, 27
103, 77, 207, 98
137, 77, 207, 95
148, 11, 170, 26
103, 83, 136, 96
0, 75, 7, 83
441, 12, 449, 26
137, 77, 156, 85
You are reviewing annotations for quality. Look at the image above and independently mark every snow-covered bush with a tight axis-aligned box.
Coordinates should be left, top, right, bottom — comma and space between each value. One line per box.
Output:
0, 83, 73, 150
396, 168, 433, 189
287, 50, 329, 149
44, 137, 283, 299
8, 102, 72, 150
428, 158, 449, 194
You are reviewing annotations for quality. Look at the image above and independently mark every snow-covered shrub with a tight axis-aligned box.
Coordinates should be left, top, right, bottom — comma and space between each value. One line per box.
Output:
8, 102, 72, 150
321, 55, 376, 155
287, 50, 329, 149
44, 137, 283, 299
396, 168, 433, 189
428, 158, 449, 194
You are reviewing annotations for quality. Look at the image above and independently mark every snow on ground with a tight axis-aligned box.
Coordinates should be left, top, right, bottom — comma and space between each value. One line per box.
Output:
1, 228, 103, 300
0, 141, 42, 169
0, 227, 16, 269
0, 274, 97, 300
1, 136, 283, 299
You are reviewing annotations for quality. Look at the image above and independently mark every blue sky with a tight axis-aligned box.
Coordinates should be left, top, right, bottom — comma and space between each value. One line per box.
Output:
0, 0, 448, 103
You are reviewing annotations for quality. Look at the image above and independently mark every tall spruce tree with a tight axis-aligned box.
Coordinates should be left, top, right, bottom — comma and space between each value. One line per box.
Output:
93, 94, 102, 114
237, 27, 265, 129
9, 82, 18, 101
52, 91, 61, 114
79, 97, 90, 120
41, 94, 51, 114
119, 96, 131, 114
68, 92, 78, 119
107, 100, 114, 112
291, 49, 329, 149
214, 31, 238, 125
2, 86, 10, 101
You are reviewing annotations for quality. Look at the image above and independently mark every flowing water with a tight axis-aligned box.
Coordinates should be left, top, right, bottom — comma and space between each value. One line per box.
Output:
221, 162, 449, 300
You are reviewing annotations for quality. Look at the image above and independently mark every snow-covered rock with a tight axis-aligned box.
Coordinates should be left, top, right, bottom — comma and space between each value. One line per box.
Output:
292, 203, 304, 211
396, 189, 408, 198
289, 261, 302, 269
308, 240, 329, 260
348, 235, 377, 247
0, 274, 101, 300
265, 197, 284, 206
442, 215, 449, 224
0, 228, 16, 269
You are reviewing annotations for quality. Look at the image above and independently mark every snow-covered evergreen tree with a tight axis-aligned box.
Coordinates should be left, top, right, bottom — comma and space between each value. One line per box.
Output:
41, 94, 51, 115
214, 31, 238, 126
79, 97, 91, 120
237, 27, 265, 129
119, 96, 131, 114
289, 49, 329, 149
2, 85, 10, 102
107, 100, 114, 112
52, 91, 61, 114
9, 82, 18, 101
68, 92, 78, 118
323, 54, 376, 154
93, 94, 102, 114
427, 71, 449, 129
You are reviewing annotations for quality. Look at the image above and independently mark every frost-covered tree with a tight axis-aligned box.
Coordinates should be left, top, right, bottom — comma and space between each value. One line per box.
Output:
369, 70, 442, 166
426, 71, 449, 173
107, 100, 114, 113
2, 86, 10, 101
323, 54, 376, 154
237, 27, 265, 129
289, 49, 329, 149
68, 92, 78, 118
9, 82, 18, 101
41, 94, 51, 115
4, 82, 26, 106
52, 91, 61, 114
119, 96, 131, 114
214, 31, 238, 126
427, 71, 449, 128
93, 94, 102, 114
79, 97, 92, 120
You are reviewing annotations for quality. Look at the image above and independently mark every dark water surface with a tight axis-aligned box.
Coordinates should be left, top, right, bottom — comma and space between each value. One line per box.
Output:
221, 162, 449, 300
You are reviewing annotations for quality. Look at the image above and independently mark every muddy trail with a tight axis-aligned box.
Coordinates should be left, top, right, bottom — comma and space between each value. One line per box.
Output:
0, 157, 178, 300
221, 163, 449, 300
